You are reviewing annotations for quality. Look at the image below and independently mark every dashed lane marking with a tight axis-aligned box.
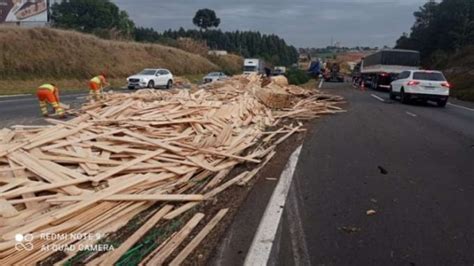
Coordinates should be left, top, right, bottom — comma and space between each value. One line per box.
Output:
406, 111, 417, 117
448, 102, 474, 112
371, 94, 385, 102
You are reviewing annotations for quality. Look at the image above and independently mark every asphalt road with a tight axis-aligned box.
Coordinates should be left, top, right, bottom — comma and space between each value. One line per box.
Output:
0, 88, 129, 128
0, 93, 89, 127
276, 82, 474, 265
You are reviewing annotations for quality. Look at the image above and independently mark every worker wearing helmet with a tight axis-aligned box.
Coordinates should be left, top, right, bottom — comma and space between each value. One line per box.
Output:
89, 73, 109, 101
36, 83, 65, 118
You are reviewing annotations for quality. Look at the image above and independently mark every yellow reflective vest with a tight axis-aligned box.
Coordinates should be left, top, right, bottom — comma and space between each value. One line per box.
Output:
38, 84, 55, 91
90, 75, 103, 84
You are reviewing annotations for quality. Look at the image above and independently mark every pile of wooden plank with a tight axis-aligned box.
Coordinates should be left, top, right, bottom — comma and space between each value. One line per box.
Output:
0, 74, 344, 264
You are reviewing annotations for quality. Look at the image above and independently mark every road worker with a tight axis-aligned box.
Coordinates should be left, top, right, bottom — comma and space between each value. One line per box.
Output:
36, 83, 65, 118
89, 73, 109, 101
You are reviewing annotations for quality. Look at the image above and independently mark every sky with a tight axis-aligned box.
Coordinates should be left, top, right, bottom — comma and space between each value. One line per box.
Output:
111, 0, 428, 48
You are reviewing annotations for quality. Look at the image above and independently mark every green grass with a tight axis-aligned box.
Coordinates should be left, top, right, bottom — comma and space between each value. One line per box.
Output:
451, 88, 474, 102
286, 68, 311, 85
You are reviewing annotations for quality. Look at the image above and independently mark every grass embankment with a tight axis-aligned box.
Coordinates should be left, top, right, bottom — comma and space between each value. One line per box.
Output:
436, 46, 474, 102
0, 27, 242, 95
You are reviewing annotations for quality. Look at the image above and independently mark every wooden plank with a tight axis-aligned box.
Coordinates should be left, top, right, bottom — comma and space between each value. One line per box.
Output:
98, 205, 173, 266
36, 154, 121, 165
2, 175, 148, 241
238, 150, 276, 186
47, 194, 205, 203
199, 148, 260, 163
8, 151, 83, 196
186, 155, 217, 172
144, 213, 205, 265
41, 129, 121, 151
0, 166, 26, 173
24, 123, 90, 150
124, 130, 182, 154
92, 149, 164, 183
0, 199, 19, 218
204, 171, 249, 199
0, 179, 27, 193
0, 177, 91, 199
274, 125, 301, 145
163, 202, 199, 221
169, 209, 229, 266
8, 195, 57, 205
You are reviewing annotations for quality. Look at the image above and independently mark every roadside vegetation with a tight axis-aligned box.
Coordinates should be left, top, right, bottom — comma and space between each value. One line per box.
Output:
0, 27, 242, 94
286, 68, 311, 85
50, 0, 297, 67
395, 0, 474, 101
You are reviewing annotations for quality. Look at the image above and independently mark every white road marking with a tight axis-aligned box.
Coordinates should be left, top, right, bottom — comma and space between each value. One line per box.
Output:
0, 98, 33, 103
318, 80, 324, 89
244, 145, 302, 266
0, 94, 31, 98
406, 111, 417, 117
448, 102, 474, 112
371, 94, 385, 102
286, 177, 311, 266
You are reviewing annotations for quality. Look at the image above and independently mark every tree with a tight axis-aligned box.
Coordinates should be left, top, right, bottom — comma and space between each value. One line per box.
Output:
192, 9, 221, 30
51, 0, 134, 38
395, 0, 474, 63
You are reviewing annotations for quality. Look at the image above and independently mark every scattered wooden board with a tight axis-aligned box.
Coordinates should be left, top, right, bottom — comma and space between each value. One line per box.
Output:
0, 73, 344, 264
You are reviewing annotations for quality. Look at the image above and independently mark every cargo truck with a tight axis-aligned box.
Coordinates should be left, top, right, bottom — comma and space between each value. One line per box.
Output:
360, 49, 420, 90
323, 62, 344, 82
243, 58, 265, 75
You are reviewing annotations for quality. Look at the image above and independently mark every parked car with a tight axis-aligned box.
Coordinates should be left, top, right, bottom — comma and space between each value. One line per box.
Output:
202, 72, 228, 84
127, 69, 173, 89
390, 70, 450, 107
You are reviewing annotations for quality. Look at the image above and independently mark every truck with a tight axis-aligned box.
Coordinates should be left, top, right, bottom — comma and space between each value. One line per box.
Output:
273, 66, 287, 76
360, 49, 420, 90
307, 60, 322, 78
243, 58, 265, 75
323, 62, 344, 82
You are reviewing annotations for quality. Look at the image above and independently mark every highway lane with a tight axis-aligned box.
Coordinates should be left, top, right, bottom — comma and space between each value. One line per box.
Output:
0, 93, 88, 127
0, 89, 129, 128
275, 82, 474, 265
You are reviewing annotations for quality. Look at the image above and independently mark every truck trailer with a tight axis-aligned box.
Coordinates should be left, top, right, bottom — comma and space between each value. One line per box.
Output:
243, 58, 265, 75
360, 49, 420, 90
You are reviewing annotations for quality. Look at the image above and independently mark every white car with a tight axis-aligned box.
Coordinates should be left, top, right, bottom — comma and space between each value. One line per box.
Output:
390, 70, 450, 107
202, 72, 228, 84
127, 69, 173, 89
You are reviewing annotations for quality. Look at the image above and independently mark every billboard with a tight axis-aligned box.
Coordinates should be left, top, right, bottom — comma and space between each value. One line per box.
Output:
0, 0, 48, 23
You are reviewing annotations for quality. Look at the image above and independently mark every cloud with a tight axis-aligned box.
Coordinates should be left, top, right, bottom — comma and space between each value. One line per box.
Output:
111, 0, 426, 47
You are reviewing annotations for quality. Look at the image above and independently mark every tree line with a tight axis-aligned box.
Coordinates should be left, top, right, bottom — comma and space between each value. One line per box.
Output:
395, 0, 474, 65
135, 28, 298, 66
50, 0, 298, 66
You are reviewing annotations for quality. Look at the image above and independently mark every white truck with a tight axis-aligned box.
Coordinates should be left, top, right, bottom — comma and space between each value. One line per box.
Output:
360, 49, 420, 90
243, 58, 265, 75
273, 66, 287, 76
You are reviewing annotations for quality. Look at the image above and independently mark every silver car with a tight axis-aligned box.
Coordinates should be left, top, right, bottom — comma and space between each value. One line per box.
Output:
203, 72, 228, 84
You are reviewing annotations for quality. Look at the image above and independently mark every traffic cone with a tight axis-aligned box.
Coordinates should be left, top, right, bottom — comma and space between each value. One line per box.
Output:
360, 81, 366, 91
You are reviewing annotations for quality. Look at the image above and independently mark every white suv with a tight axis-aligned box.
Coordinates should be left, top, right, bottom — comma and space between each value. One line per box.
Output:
127, 69, 173, 90
390, 70, 450, 107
